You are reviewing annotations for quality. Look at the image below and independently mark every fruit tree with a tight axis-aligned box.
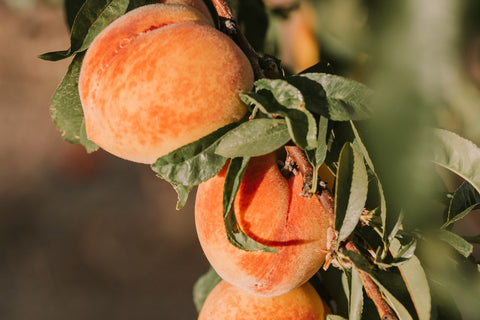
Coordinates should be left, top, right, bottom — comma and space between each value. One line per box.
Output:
40, 0, 480, 319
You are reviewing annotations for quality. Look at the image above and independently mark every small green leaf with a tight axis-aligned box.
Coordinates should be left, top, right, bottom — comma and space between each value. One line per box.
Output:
432, 129, 480, 194
349, 267, 364, 320
443, 181, 480, 228
192, 267, 222, 313
223, 158, 277, 252
296, 73, 373, 121
390, 239, 431, 320
49, 53, 98, 152
306, 116, 329, 194
39, 0, 129, 61
215, 119, 290, 158
245, 78, 318, 150
335, 143, 369, 244
152, 123, 237, 187
437, 229, 474, 258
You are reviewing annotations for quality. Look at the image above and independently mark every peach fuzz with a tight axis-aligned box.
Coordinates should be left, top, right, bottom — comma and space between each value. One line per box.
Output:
195, 153, 330, 297
79, 4, 253, 163
198, 280, 326, 320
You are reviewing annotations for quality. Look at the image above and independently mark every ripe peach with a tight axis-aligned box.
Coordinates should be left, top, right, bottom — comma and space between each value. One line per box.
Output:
198, 280, 326, 320
195, 153, 330, 297
79, 4, 253, 163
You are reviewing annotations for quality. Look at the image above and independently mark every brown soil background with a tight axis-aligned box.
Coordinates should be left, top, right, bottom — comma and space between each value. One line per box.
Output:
0, 2, 209, 319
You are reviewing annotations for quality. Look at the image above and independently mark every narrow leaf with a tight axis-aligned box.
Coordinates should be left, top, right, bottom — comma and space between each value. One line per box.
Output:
49, 53, 98, 152
335, 143, 369, 243
437, 229, 474, 258
192, 267, 222, 312
152, 123, 237, 187
390, 239, 431, 320
349, 267, 364, 320
350, 121, 388, 244
444, 181, 480, 228
215, 119, 290, 158
39, 0, 129, 61
432, 129, 480, 194
223, 158, 277, 252
327, 316, 348, 320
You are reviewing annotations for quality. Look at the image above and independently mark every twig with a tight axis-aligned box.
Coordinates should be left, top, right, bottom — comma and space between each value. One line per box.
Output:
284, 145, 397, 320
345, 242, 398, 320
210, 0, 268, 80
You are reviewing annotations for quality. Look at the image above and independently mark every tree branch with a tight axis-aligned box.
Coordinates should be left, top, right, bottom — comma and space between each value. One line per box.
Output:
283, 145, 398, 320
345, 242, 398, 320
210, 0, 276, 80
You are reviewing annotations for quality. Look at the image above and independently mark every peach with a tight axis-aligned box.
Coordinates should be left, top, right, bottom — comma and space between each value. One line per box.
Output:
198, 280, 326, 320
79, 4, 253, 163
195, 153, 330, 297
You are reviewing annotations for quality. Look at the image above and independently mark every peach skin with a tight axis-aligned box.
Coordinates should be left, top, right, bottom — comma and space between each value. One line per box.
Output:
79, 4, 253, 163
198, 280, 326, 319
195, 153, 330, 297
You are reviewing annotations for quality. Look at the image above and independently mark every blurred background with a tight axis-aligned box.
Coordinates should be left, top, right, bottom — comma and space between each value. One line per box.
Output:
0, 1, 209, 319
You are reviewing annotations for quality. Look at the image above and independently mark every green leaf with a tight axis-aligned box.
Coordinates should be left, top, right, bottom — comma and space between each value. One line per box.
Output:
215, 119, 290, 158
306, 116, 329, 194
437, 229, 474, 258
335, 143, 369, 244
349, 267, 364, 320
49, 53, 98, 152
192, 267, 222, 313
327, 315, 348, 320
152, 123, 237, 187
223, 157, 277, 252
390, 239, 431, 320
247, 78, 318, 150
64, 0, 86, 30
432, 129, 480, 194
443, 181, 480, 228
39, 0, 129, 61
296, 73, 373, 121
350, 121, 388, 244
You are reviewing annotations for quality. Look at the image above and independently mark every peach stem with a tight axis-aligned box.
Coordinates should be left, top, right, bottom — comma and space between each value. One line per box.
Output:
285, 145, 398, 320
210, 0, 266, 79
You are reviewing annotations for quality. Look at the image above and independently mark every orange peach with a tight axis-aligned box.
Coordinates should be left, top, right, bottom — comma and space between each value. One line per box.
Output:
79, 4, 253, 163
195, 153, 330, 297
198, 280, 326, 320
